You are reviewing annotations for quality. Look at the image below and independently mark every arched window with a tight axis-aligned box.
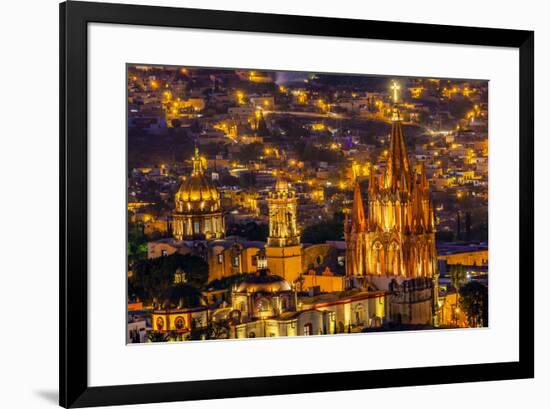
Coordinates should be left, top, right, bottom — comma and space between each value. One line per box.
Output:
257, 298, 269, 312
373, 241, 383, 274
389, 241, 400, 275
355, 305, 364, 324
174, 316, 185, 331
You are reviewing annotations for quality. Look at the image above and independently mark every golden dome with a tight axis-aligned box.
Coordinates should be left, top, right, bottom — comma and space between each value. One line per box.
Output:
175, 147, 221, 213
176, 174, 219, 202
236, 270, 292, 293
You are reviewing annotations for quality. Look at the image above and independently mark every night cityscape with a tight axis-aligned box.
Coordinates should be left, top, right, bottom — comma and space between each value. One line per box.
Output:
126, 65, 489, 343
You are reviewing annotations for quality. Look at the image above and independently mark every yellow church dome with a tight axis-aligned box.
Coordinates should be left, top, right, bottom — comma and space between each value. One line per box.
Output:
236, 269, 292, 293
176, 173, 219, 203
174, 147, 221, 213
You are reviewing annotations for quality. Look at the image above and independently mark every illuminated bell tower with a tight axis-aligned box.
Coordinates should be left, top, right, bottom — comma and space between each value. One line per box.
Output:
265, 177, 302, 284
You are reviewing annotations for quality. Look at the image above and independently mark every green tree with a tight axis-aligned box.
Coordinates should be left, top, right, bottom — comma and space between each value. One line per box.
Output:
301, 212, 344, 244
459, 281, 488, 327
207, 273, 248, 291
127, 222, 148, 265
131, 253, 209, 303
435, 231, 454, 242
449, 264, 467, 293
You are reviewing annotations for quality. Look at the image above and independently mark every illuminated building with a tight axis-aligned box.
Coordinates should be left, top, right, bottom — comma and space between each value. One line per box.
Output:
207, 240, 264, 282
232, 257, 296, 320
299, 290, 386, 332
344, 84, 439, 324
220, 189, 259, 215
265, 178, 303, 284
250, 96, 274, 110
151, 284, 209, 341
230, 256, 334, 338
344, 122, 438, 278
172, 147, 224, 240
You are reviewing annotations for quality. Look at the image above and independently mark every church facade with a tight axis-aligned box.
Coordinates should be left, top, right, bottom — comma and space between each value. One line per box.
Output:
344, 106, 439, 325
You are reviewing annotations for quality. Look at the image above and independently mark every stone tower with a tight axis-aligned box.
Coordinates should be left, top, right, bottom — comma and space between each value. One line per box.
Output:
265, 177, 302, 284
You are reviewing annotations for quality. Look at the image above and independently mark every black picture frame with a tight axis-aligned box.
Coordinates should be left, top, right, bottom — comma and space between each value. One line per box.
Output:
60, 1, 534, 407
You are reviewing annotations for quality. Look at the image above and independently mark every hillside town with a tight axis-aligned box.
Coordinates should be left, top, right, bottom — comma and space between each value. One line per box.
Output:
127, 65, 488, 343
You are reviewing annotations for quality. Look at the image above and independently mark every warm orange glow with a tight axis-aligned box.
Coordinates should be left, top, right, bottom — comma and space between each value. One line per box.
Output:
390, 81, 400, 103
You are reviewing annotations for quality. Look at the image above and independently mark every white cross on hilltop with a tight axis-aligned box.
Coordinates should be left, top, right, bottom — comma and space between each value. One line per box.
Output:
390, 81, 401, 103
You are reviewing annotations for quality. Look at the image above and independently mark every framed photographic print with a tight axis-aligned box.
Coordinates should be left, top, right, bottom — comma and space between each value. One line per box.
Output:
60, 1, 534, 407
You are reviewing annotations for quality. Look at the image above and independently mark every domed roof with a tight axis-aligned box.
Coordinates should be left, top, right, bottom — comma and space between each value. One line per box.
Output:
160, 284, 206, 310
176, 173, 219, 202
174, 147, 220, 209
236, 269, 292, 293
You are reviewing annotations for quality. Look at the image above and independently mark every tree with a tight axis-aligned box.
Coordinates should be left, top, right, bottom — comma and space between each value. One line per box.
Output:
188, 317, 209, 340
435, 231, 454, 242
131, 253, 209, 303
207, 273, 248, 291
459, 281, 488, 327
297, 141, 341, 164
255, 113, 270, 136
236, 142, 264, 164
209, 321, 230, 340
127, 222, 148, 265
465, 211, 472, 241
449, 264, 467, 293
190, 119, 202, 133
239, 171, 256, 189
147, 332, 169, 343
456, 210, 461, 240
226, 222, 268, 242
219, 173, 239, 186
301, 212, 344, 244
